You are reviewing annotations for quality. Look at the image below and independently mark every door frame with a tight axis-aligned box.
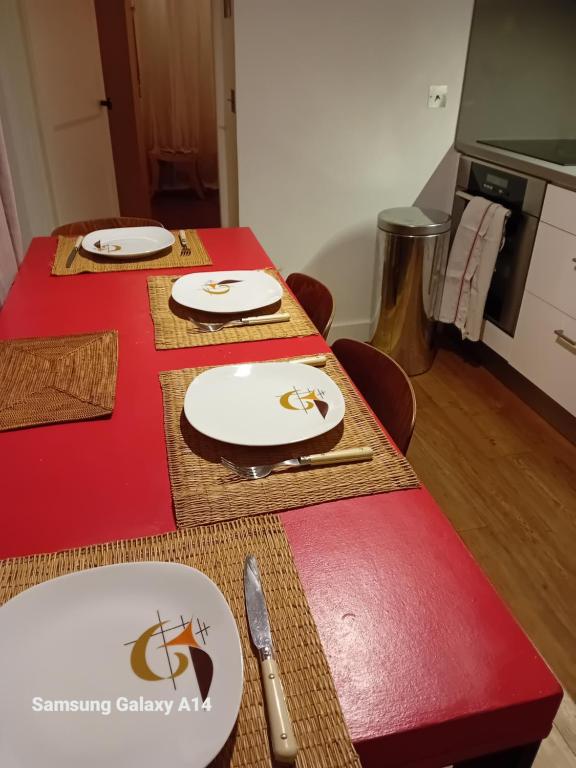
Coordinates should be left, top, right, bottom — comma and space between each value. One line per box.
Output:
211, 0, 239, 227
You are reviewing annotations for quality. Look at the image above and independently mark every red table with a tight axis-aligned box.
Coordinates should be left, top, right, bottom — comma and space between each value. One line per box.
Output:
0, 229, 561, 767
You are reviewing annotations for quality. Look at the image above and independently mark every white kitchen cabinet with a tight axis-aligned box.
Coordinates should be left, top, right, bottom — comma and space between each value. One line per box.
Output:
540, 184, 576, 236
510, 291, 576, 416
481, 319, 514, 360
526, 221, 576, 321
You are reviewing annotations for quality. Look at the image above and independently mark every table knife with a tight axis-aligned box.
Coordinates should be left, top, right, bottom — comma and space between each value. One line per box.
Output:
244, 555, 298, 764
65, 236, 83, 268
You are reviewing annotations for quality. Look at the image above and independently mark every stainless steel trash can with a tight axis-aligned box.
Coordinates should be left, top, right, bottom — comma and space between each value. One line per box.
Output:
371, 206, 451, 375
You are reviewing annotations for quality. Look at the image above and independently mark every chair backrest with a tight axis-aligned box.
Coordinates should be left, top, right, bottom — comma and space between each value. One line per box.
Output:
51, 217, 164, 236
286, 272, 334, 339
332, 338, 416, 455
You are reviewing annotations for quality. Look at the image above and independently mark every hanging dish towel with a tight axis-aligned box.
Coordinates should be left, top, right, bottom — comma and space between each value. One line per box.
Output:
439, 196, 508, 341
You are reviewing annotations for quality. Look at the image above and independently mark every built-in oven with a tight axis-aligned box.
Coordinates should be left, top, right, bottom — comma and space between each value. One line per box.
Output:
450, 157, 547, 336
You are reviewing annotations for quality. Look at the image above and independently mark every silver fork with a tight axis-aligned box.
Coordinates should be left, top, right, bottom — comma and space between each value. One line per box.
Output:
178, 230, 191, 256
192, 312, 290, 332
221, 447, 373, 480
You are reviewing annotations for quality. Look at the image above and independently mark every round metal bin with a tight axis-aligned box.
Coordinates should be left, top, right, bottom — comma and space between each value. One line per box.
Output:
371, 206, 451, 375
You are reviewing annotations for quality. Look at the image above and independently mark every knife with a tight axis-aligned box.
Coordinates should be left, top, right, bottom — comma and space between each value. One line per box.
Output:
244, 555, 298, 764
65, 235, 83, 268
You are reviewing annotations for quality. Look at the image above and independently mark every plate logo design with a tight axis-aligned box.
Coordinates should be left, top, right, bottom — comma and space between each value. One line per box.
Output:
278, 386, 329, 419
94, 240, 122, 253
202, 279, 242, 295
126, 612, 213, 700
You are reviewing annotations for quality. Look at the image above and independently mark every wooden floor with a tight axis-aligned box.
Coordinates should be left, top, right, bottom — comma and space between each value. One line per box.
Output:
408, 348, 576, 703
408, 349, 576, 766
151, 188, 221, 230
534, 692, 576, 766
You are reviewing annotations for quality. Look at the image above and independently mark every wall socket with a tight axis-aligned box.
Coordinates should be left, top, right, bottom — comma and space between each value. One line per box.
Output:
428, 85, 448, 108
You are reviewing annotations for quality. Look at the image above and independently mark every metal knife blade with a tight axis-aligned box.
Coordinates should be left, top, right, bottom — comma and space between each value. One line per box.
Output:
65, 236, 83, 268
244, 554, 273, 658
244, 554, 298, 763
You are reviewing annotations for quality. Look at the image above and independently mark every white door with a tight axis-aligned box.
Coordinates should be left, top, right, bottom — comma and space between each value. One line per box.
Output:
212, 0, 239, 226
21, 0, 119, 225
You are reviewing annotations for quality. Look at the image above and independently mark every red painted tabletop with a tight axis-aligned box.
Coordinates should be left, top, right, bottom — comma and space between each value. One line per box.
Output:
0, 229, 561, 767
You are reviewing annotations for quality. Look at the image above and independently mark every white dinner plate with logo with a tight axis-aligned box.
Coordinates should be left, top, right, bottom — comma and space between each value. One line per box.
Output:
184, 361, 345, 446
172, 270, 283, 314
81, 227, 175, 258
0, 563, 243, 768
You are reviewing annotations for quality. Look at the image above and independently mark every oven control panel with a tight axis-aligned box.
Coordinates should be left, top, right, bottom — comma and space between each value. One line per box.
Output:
468, 162, 527, 208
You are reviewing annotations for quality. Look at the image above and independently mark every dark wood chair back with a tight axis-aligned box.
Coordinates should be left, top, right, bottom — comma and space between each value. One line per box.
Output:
51, 217, 164, 236
286, 272, 334, 339
332, 338, 416, 454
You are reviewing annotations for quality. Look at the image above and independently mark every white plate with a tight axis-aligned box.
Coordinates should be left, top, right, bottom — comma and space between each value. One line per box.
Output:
184, 361, 345, 446
0, 563, 243, 768
172, 270, 283, 314
82, 226, 175, 258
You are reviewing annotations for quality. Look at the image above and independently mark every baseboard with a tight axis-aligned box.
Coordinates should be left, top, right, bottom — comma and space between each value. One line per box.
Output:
327, 319, 372, 344
439, 327, 576, 445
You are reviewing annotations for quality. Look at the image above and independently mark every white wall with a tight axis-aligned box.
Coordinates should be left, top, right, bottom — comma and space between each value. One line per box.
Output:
0, 0, 56, 250
235, 0, 474, 339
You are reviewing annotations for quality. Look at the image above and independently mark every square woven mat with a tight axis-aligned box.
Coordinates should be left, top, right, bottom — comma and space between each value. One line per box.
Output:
148, 270, 318, 349
0, 515, 361, 768
52, 230, 211, 275
160, 354, 420, 528
0, 330, 118, 431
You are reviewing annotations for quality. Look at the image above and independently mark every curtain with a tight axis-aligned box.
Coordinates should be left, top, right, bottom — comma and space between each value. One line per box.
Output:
0, 115, 23, 307
134, 0, 218, 187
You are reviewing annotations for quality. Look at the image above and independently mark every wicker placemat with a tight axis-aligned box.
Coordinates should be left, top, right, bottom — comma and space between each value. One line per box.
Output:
160, 354, 420, 528
0, 331, 118, 431
52, 230, 211, 275
148, 270, 318, 349
0, 515, 361, 768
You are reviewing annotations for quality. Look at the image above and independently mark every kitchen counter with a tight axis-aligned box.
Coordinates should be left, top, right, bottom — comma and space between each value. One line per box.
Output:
456, 138, 576, 191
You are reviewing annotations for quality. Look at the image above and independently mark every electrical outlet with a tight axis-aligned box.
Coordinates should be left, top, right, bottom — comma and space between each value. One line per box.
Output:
428, 85, 448, 109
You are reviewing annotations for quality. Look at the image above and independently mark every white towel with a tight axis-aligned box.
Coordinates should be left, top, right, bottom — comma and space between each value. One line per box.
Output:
439, 196, 508, 341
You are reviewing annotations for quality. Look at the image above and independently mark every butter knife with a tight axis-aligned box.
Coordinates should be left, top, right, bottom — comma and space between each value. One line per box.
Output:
65, 236, 83, 268
244, 555, 298, 764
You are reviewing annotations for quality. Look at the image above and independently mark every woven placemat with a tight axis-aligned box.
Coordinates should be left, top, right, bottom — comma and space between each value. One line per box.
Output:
148, 270, 318, 349
160, 354, 420, 528
52, 230, 211, 275
0, 331, 118, 431
0, 515, 361, 768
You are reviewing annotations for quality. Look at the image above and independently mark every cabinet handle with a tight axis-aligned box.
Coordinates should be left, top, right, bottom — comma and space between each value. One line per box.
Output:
554, 329, 576, 348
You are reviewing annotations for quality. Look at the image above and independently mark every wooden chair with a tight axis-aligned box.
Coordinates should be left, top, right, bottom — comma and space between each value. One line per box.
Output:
332, 338, 416, 455
51, 217, 164, 236
286, 272, 334, 339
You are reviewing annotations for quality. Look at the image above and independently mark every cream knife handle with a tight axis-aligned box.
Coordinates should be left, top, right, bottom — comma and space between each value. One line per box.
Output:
290, 354, 327, 367
303, 446, 373, 465
242, 312, 290, 325
261, 657, 298, 763
75, 235, 83, 248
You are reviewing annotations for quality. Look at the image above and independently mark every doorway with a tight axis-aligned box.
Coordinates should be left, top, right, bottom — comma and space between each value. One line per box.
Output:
94, 0, 238, 229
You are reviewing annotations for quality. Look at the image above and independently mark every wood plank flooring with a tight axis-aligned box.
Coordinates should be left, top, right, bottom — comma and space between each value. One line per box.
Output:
408, 348, 576, 702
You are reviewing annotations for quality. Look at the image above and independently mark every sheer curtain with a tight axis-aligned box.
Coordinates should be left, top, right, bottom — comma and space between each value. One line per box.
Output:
134, 0, 218, 187
0, 115, 22, 307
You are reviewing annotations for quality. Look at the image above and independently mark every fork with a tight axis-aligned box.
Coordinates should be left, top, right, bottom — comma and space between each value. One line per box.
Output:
192, 312, 290, 332
178, 230, 191, 256
221, 447, 373, 480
